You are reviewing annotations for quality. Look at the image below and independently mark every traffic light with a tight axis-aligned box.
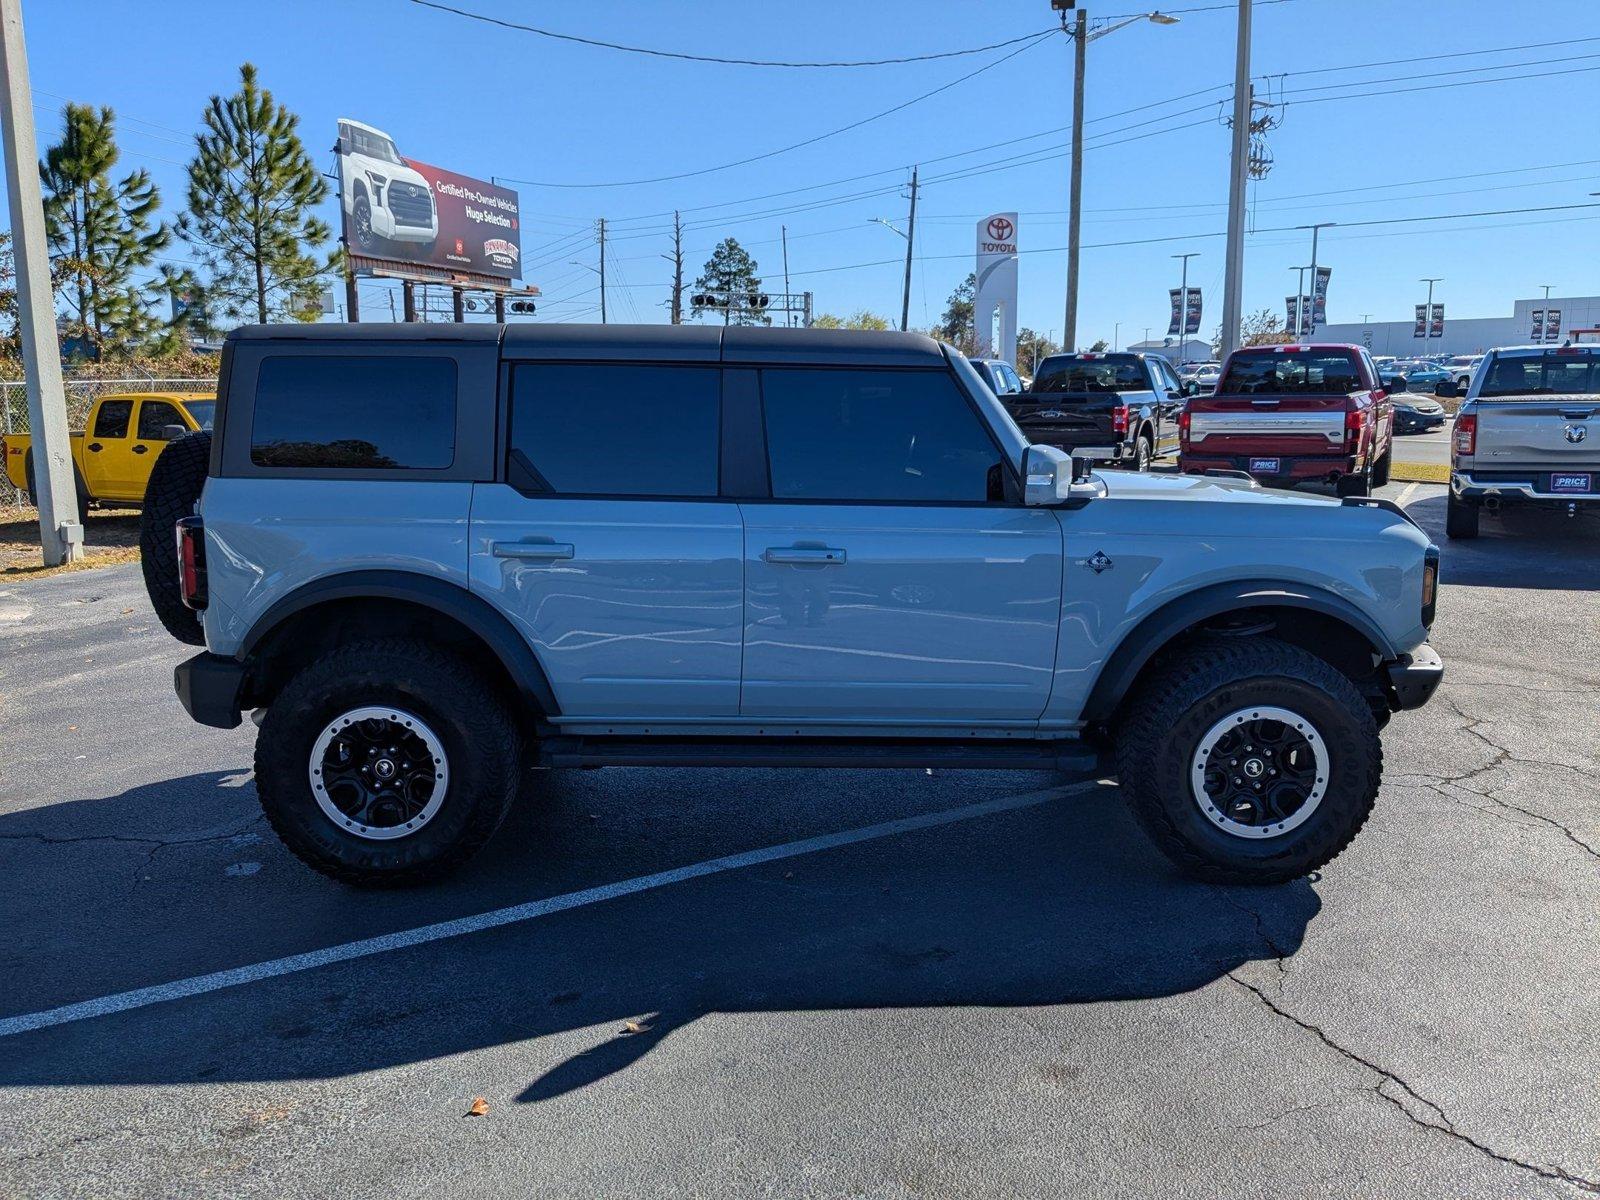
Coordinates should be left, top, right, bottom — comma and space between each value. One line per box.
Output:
749, 293, 770, 311
507, 299, 537, 315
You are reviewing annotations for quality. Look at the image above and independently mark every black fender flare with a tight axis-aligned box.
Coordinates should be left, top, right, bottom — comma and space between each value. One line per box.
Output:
239, 569, 560, 716
1081, 579, 1395, 724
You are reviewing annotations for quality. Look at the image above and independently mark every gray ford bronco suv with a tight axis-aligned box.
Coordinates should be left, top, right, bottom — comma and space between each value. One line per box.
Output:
140, 324, 1443, 887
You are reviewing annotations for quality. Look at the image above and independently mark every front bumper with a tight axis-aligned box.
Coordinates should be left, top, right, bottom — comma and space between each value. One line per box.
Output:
1385, 643, 1444, 710
174, 651, 246, 729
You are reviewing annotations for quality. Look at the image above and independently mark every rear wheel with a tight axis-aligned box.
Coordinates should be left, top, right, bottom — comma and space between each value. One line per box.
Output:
1371, 448, 1392, 488
1445, 491, 1480, 539
1131, 433, 1153, 472
1335, 469, 1371, 497
1115, 638, 1382, 884
255, 638, 522, 887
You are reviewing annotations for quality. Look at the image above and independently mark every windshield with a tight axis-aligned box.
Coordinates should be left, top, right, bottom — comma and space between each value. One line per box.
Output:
1218, 350, 1363, 396
1032, 354, 1148, 393
1477, 352, 1600, 397
346, 127, 404, 166
183, 400, 216, 430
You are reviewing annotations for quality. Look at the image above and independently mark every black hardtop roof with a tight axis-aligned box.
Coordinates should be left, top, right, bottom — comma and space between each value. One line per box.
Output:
229, 323, 949, 367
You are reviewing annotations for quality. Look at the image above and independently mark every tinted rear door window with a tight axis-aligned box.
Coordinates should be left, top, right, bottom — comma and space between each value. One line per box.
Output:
93, 399, 133, 439
760, 367, 1002, 503
508, 364, 720, 497
250, 356, 456, 469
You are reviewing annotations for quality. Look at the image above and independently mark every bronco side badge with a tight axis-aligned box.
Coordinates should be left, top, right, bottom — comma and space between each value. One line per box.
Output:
1077, 550, 1115, 574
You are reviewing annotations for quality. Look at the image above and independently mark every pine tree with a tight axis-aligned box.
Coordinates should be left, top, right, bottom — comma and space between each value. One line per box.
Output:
936, 273, 977, 353
40, 103, 169, 356
690, 237, 768, 327
178, 63, 331, 325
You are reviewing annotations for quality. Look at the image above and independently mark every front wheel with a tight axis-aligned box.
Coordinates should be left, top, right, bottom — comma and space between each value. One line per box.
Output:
1115, 637, 1382, 884
255, 638, 523, 886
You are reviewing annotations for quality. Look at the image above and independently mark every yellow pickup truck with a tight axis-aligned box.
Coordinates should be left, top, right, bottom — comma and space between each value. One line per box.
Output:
3, 391, 215, 515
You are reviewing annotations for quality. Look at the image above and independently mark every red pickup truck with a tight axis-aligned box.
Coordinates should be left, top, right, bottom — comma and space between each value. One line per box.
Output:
1178, 343, 1394, 496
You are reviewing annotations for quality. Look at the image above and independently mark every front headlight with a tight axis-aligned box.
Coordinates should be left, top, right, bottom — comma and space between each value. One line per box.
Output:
366, 170, 388, 186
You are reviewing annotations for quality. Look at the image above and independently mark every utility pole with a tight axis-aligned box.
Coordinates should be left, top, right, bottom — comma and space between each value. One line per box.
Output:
597, 217, 607, 324
0, 0, 80, 564
1063, 7, 1088, 349
1421, 277, 1441, 348
1113, 321, 1120, 351
1219, 0, 1253, 356
781, 225, 792, 328
1172, 251, 1199, 364
900, 166, 919, 333
664, 210, 685, 325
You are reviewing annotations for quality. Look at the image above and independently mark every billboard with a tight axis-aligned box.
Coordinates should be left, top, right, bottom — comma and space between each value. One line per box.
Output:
974, 213, 1018, 361
336, 118, 521, 281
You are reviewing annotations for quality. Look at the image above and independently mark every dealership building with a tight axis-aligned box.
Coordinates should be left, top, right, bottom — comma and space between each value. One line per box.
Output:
1315, 293, 1600, 356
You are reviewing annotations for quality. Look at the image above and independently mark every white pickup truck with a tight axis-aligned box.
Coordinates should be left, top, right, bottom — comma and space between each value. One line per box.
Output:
1445, 344, 1600, 538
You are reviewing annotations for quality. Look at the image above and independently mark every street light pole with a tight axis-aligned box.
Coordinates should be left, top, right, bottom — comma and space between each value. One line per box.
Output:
0, 0, 81, 565
1172, 251, 1199, 364
1219, 0, 1253, 357
1059, 6, 1178, 351
1063, 7, 1087, 350
1421, 277, 1442, 348
1299, 221, 1336, 334
1541, 284, 1554, 301
1291, 266, 1307, 337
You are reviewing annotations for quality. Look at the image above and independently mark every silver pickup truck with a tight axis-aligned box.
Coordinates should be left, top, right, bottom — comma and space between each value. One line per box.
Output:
1446, 344, 1600, 538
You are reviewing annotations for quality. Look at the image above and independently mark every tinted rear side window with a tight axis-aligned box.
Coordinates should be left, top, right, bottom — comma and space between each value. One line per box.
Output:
1219, 350, 1363, 396
93, 399, 133, 439
760, 367, 1001, 503
508, 364, 720, 497
250, 356, 456, 469
137, 400, 184, 440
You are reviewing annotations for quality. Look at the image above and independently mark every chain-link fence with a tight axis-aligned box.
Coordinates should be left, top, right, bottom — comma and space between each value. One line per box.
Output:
1, 377, 216, 509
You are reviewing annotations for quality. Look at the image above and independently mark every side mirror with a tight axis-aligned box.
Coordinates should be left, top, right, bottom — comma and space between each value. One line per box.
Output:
160, 423, 188, 441
1183, 380, 1200, 397
1434, 380, 1458, 399
1023, 444, 1105, 505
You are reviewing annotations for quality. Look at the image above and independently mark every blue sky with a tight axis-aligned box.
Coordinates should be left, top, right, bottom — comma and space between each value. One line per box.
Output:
15, 0, 1600, 342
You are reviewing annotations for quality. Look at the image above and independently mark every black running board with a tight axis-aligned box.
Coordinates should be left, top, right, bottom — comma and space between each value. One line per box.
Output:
537, 736, 1109, 777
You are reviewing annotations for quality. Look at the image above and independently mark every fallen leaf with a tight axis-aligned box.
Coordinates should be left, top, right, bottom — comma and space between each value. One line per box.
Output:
67, 725, 77, 732
622, 1019, 651, 1035
121, 607, 133, 614
465, 1097, 489, 1117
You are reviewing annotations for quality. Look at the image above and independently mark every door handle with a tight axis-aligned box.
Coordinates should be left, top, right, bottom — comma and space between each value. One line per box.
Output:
1558, 409, 1594, 420
763, 546, 846, 565
491, 540, 574, 561
87, 442, 103, 452
132, 444, 149, 454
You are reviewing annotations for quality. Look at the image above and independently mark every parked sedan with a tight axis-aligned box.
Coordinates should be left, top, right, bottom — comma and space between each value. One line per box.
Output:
1391, 361, 1453, 391
1391, 394, 1447, 433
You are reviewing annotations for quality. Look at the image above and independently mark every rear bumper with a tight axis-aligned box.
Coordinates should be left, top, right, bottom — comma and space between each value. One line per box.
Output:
1452, 470, 1600, 505
1180, 453, 1357, 483
174, 651, 245, 730
1384, 643, 1444, 711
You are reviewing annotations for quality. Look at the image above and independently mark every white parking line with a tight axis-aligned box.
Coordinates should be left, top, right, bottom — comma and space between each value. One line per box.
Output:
1397, 481, 1423, 508
0, 784, 1084, 1039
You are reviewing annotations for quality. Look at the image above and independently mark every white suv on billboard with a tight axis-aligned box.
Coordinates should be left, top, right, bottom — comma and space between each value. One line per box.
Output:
337, 119, 437, 253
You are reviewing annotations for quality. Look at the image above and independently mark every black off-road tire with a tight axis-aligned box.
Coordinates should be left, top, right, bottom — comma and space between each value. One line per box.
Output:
1114, 637, 1382, 885
1445, 491, 1480, 539
1372, 447, 1392, 488
138, 429, 211, 645
255, 638, 522, 887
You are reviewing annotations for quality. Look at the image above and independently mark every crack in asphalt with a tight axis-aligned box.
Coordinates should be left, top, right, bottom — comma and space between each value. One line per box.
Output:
1228, 974, 1600, 1194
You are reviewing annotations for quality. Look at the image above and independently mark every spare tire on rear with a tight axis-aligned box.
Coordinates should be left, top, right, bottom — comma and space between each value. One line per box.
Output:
140, 430, 211, 645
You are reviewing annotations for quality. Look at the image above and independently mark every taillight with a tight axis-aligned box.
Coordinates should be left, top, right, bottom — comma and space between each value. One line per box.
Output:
1177, 408, 1191, 445
1345, 406, 1368, 448
176, 516, 207, 610
1113, 404, 1129, 436
1453, 413, 1477, 457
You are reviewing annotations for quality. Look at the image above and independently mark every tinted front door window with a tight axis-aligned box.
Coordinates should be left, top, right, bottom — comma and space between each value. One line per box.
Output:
137, 400, 184, 440
760, 368, 1001, 503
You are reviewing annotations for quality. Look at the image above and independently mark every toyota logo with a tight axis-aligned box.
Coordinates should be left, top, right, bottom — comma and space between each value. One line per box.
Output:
987, 216, 1014, 242
1565, 424, 1587, 444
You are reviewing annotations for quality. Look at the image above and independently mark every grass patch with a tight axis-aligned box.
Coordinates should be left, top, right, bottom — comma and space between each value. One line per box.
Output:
0, 506, 141, 579
1391, 461, 1450, 484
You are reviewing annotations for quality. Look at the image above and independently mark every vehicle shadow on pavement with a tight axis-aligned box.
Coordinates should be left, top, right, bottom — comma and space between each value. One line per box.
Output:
0, 768, 1321, 1103
1405, 495, 1600, 590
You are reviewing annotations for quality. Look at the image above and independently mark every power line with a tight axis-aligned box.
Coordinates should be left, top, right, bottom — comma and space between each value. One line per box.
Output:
1263, 32, 1600, 80
406, 0, 1058, 68
499, 31, 1056, 189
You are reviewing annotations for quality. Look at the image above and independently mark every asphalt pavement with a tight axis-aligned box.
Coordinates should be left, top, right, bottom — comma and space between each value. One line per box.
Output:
1393, 419, 1453, 467
1, 481, 1596, 1199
